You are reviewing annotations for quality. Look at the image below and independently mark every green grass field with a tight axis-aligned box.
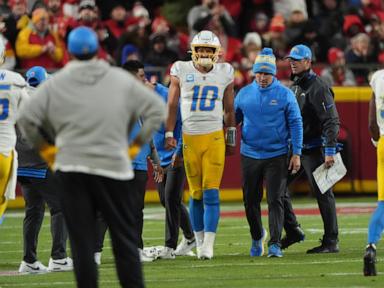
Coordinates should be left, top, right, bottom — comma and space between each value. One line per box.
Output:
0, 197, 383, 288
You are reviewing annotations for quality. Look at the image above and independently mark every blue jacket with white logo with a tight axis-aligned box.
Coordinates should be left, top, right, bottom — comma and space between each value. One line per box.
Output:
235, 78, 303, 160
130, 120, 151, 171
152, 83, 182, 167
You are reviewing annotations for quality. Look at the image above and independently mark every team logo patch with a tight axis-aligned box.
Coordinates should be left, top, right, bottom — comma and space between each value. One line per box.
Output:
186, 74, 194, 82
260, 65, 271, 70
270, 99, 278, 105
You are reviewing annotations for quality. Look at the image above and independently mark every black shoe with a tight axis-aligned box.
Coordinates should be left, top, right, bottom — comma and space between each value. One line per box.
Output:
281, 226, 305, 250
363, 244, 377, 276
306, 239, 339, 254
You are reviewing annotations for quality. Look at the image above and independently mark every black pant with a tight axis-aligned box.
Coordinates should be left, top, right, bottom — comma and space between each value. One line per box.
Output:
132, 170, 148, 249
94, 170, 149, 251
19, 169, 68, 263
157, 165, 194, 249
95, 170, 148, 252
94, 211, 108, 253
283, 148, 339, 242
55, 171, 143, 288
241, 155, 288, 246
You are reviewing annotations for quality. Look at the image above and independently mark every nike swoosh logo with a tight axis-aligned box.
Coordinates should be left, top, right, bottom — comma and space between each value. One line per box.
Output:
52, 261, 68, 265
187, 239, 196, 245
26, 265, 40, 271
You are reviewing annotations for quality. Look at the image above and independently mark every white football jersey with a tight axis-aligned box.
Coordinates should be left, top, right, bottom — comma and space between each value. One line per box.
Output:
170, 61, 234, 134
370, 69, 384, 136
0, 69, 28, 154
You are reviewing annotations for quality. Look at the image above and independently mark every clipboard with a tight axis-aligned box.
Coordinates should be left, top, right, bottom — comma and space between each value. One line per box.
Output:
312, 153, 347, 194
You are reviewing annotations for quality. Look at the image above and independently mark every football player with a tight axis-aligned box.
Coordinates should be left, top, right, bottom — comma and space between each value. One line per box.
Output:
0, 37, 29, 222
165, 30, 236, 259
364, 68, 384, 276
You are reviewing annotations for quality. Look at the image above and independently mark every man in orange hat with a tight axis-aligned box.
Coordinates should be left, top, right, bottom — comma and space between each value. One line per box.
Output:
15, 7, 64, 69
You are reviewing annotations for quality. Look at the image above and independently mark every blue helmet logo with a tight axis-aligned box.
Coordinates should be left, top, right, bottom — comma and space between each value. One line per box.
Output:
25, 66, 48, 87
68, 26, 98, 56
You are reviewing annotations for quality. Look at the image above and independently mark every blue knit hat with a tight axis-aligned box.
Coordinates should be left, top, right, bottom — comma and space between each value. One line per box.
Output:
121, 44, 139, 65
252, 47, 276, 75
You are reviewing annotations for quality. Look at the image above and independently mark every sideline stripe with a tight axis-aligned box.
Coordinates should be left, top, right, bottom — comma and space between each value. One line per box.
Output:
221, 206, 375, 218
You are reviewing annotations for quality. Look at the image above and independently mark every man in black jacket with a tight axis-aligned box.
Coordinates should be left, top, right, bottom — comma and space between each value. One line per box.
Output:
282, 44, 340, 253
17, 66, 72, 274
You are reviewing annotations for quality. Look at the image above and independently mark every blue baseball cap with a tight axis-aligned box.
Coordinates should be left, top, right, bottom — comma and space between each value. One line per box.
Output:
25, 66, 49, 87
68, 26, 98, 56
286, 44, 312, 60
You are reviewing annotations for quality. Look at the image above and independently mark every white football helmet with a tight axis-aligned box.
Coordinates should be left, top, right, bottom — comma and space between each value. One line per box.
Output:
191, 30, 221, 67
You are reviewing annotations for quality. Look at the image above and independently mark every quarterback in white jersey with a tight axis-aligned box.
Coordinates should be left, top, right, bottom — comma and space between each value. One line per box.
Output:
364, 69, 384, 276
165, 30, 236, 260
170, 59, 234, 135
0, 39, 29, 221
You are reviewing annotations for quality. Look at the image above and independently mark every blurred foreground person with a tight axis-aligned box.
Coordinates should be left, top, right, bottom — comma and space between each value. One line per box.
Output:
18, 26, 166, 288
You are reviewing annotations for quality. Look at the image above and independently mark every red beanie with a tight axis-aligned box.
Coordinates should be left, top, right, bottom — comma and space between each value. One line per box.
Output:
328, 47, 344, 64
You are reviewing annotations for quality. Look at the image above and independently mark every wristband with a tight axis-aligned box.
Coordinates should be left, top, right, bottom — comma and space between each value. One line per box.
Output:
165, 131, 174, 138
226, 127, 236, 147
371, 138, 378, 148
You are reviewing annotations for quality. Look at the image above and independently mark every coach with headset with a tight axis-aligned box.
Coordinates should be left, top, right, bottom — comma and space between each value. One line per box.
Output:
18, 26, 166, 288
282, 44, 340, 254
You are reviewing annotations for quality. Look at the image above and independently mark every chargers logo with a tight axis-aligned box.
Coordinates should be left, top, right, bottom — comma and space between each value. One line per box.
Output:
186, 74, 194, 82
260, 65, 272, 71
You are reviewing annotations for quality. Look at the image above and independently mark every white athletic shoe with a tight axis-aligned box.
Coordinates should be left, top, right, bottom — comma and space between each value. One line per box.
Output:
157, 247, 176, 259
198, 232, 215, 260
94, 252, 102, 265
175, 236, 196, 256
195, 231, 204, 259
138, 249, 155, 262
143, 246, 163, 259
198, 244, 214, 260
18, 260, 48, 274
48, 257, 73, 272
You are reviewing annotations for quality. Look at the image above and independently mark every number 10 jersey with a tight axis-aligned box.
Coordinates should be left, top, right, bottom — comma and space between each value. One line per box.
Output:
170, 61, 234, 135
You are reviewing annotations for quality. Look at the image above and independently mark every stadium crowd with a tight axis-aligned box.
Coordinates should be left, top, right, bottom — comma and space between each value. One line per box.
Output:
0, 0, 383, 88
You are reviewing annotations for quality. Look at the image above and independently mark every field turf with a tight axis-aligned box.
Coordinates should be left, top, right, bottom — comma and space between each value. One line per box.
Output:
0, 197, 382, 288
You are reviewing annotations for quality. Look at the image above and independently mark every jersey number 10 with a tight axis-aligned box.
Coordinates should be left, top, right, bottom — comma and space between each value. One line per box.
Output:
191, 85, 218, 111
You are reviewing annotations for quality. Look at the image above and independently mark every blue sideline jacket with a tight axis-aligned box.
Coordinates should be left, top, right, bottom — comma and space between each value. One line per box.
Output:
235, 78, 303, 159
152, 83, 182, 167
130, 120, 151, 171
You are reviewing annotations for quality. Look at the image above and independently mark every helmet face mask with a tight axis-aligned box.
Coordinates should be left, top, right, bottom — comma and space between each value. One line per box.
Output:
191, 30, 221, 68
